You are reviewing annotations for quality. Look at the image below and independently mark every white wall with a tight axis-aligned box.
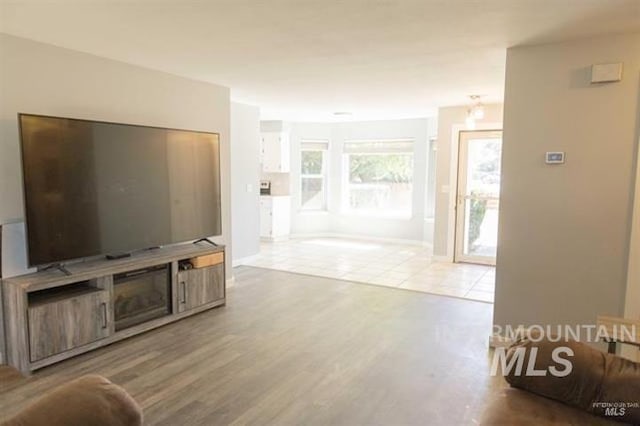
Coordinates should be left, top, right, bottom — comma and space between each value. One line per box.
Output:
432, 104, 504, 258
287, 118, 435, 243
230, 102, 261, 263
494, 33, 640, 330
0, 33, 232, 277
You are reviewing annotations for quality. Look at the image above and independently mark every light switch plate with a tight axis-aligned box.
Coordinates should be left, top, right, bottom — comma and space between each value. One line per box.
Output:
591, 63, 623, 83
546, 152, 565, 164
246, 184, 253, 193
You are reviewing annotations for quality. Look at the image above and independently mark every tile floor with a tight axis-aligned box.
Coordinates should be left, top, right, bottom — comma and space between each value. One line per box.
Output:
243, 237, 495, 303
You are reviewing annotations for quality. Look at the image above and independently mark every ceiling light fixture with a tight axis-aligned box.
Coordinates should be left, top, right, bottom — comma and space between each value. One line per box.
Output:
333, 111, 352, 117
466, 95, 485, 129
465, 113, 476, 130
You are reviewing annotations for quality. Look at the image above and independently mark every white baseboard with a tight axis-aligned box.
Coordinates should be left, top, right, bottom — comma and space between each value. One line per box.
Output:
288, 232, 433, 249
226, 276, 236, 288
232, 254, 260, 267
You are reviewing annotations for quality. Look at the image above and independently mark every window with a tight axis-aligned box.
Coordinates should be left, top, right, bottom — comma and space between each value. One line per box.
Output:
343, 140, 414, 217
300, 140, 328, 211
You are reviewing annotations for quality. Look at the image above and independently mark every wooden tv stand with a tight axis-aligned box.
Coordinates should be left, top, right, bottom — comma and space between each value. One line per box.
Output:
2, 243, 226, 375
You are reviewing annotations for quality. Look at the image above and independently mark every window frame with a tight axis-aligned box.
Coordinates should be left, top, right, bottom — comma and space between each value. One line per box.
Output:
300, 140, 329, 212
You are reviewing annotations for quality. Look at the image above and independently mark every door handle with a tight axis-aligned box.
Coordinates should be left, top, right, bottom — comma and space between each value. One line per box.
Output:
180, 282, 187, 304
101, 302, 108, 329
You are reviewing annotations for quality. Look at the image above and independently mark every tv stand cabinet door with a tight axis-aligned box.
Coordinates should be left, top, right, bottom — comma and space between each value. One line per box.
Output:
177, 264, 224, 313
28, 291, 111, 362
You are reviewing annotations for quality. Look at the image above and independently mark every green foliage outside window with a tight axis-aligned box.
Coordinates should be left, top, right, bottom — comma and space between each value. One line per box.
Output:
349, 154, 412, 183
301, 150, 323, 175
469, 191, 487, 247
301, 150, 325, 210
346, 153, 413, 213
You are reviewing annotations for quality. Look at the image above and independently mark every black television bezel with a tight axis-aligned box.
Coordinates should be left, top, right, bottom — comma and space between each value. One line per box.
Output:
18, 112, 223, 268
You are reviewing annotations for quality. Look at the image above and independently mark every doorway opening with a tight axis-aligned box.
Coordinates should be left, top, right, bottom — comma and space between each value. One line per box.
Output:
454, 130, 502, 265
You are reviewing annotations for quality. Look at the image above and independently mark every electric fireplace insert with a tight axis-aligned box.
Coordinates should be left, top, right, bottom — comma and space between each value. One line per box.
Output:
113, 264, 171, 331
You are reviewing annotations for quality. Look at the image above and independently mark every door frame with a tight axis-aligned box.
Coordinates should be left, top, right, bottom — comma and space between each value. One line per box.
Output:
454, 130, 502, 265
445, 123, 503, 262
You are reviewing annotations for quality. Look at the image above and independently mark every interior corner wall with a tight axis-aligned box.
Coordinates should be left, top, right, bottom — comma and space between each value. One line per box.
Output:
231, 102, 261, 263
432, 104, 504, 258
0, 34, 232, 278
494, 33, 640, 330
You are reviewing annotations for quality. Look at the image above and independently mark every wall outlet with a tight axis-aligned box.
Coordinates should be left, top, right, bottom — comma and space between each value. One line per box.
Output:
246, 184, 253, 193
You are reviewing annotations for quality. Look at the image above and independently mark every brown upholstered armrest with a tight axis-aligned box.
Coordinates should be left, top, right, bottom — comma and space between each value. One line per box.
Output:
2, 375, 142, 426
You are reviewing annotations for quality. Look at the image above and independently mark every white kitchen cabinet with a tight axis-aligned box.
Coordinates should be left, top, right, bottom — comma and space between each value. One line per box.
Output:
261, 132, 290, 173
260, 196, 291, 240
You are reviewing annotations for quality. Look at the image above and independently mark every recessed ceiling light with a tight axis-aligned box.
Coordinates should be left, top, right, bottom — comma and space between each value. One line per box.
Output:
333, 111, 352, 116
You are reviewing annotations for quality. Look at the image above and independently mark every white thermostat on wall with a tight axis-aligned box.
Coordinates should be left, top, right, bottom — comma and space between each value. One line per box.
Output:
546, 152, 565, 164
591, 63, 623, 84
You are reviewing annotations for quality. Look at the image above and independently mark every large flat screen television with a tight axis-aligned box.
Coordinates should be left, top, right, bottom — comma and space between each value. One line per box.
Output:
19, 113, 222, 267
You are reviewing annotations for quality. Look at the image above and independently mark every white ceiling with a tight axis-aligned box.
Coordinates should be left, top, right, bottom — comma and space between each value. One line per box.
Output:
1, 0, 639, 122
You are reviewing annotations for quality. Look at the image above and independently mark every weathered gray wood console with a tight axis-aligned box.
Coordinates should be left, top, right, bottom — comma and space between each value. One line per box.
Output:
2, 243, 225, 374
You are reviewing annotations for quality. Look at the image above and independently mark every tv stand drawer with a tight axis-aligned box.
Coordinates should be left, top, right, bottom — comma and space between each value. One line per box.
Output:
190, 252, 224, 269
176, 264, 224, 313
28, 289, 110, 362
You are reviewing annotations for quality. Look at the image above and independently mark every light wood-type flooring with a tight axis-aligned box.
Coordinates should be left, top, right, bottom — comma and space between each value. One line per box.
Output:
0, 267, 615, 425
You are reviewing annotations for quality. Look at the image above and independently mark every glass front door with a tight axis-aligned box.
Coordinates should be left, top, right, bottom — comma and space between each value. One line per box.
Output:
454, 130, 502, 265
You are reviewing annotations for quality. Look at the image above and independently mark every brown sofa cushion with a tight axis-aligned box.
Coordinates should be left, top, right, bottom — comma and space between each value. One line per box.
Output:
504, 335, 640, 424
2, 375, 142, 426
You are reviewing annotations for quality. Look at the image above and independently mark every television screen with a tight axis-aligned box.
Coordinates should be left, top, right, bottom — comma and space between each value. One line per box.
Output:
19, 114, 222, 266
